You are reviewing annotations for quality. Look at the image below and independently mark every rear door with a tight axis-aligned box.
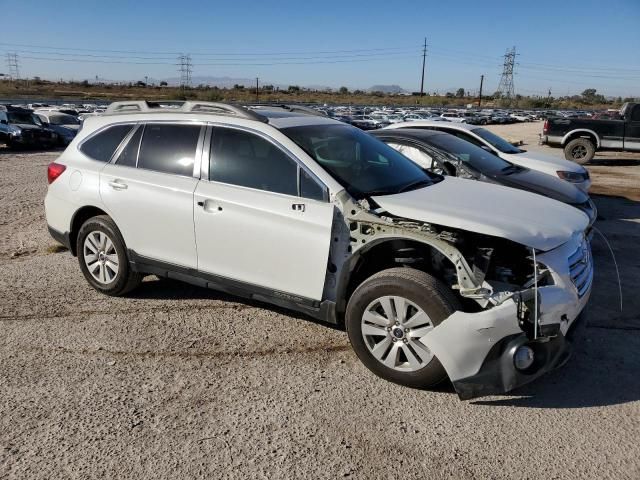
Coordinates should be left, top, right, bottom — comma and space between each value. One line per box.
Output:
194, 125, 334, 301
100, 122, 203, 268
624, 105, 640, 151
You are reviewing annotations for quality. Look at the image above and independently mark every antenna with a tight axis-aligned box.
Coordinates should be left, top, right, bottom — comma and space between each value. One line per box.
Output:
496, 46, 517, 107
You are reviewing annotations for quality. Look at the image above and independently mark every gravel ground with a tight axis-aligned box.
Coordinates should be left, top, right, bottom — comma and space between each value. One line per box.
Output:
1, 128, 640, 479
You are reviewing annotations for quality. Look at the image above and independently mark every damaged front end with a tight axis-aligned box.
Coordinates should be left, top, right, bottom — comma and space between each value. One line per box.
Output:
331, 193, 593, 400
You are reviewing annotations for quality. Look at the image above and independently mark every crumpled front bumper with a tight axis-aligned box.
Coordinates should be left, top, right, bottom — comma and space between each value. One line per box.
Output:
423, 233, 592, 400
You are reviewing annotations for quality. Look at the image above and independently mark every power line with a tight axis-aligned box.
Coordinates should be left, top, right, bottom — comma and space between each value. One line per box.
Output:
0, 41, 417, 56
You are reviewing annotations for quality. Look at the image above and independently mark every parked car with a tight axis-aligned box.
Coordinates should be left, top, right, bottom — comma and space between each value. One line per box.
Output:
440, 112, 467, 123
541, 102, 640, 163
45, 100, 592, 400
382, 120, 591, 192
35, 111, 81, 145
348, 115, 385, 130
0, 105, 58, 149
371, 128, 596, 227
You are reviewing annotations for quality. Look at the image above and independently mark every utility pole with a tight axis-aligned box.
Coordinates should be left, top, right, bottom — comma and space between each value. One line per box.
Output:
478, 74, 484, 107
419, 37, 427, 97
256, 77, 259, 102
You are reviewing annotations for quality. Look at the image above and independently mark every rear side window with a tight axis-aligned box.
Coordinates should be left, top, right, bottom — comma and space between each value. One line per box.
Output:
210, 127, 298, 196
114, 126, 142, 167
80, 124, 133, 162
137, 124, 201, 176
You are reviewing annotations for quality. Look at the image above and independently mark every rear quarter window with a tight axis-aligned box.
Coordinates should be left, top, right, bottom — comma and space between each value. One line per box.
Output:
80, 124, 134, 162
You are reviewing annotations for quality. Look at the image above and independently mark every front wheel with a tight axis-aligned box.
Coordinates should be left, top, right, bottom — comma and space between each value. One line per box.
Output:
345, 268, 461, 389
564, 138, 595, 164
76, 215, 142, 296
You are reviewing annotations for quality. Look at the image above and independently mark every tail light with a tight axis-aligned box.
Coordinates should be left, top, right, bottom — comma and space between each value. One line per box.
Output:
542, 120, 549, 134
47, 162, 66, 184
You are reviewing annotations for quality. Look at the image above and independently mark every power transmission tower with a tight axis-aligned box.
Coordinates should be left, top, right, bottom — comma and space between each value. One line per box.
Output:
177, 54, 192, 90
419, 37, 427, 97
5, 53, 20, 81
496, 46, 517, 106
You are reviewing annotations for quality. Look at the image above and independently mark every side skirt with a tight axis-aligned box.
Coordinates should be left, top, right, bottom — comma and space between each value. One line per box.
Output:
128, 250, 338, 325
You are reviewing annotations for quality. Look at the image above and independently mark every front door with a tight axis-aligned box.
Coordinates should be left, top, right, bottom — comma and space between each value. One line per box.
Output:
194, 126, 334, 301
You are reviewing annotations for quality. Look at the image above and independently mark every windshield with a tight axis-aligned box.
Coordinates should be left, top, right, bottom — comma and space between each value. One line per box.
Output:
472, 127, 523, 154
281, 124, 433, 198
7, 112, 39, 125
49, 115, 80, 126
425, 133, 513, 173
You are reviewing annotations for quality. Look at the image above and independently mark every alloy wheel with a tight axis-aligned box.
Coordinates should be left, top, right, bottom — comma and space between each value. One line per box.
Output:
83, 231, 119, 284
361, 295, 435, 372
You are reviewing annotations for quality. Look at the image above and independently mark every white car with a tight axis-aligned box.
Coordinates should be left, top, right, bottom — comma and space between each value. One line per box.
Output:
440, 112, 467, 123
383, 121, 591, 191
45, 101, 592, 400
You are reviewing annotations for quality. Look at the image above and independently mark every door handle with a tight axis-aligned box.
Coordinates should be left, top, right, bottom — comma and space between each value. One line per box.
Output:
292, 203, 305, 212
108, 180, 128, 190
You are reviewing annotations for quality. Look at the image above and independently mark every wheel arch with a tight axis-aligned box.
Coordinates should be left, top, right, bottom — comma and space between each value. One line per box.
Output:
69, 205, 109, 256
561, 129, 600, 148
333, 236, 464, 324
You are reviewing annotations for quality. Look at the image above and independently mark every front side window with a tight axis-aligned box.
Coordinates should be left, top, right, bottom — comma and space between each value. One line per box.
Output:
282, 124, 432, 198
80, 124, 133, 162
210, 127, 298, 196
137, 124, 201, 176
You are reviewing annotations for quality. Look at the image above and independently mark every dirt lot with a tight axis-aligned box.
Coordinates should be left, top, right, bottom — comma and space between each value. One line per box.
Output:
1, 124, 639, 479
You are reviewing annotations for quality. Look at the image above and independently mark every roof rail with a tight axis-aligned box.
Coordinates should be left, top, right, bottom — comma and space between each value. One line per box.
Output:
104, 100, 268, 122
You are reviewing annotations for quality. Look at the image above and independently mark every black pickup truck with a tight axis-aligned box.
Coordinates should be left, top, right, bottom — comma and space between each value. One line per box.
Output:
541, 102, 640, 164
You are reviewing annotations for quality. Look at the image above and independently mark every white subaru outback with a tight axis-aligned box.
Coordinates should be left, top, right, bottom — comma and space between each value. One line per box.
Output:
45, 101, 593, 399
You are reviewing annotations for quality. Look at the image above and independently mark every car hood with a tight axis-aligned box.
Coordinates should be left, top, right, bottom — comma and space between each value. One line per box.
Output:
501, 150, 586, 174
371, 176, 588, 251
492, 167, 589, 205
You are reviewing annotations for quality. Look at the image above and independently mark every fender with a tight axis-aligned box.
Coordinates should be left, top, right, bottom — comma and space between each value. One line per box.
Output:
561, 129, 600, 148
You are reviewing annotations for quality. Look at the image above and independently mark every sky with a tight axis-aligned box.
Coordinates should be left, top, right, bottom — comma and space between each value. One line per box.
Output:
1, 0, 639, 97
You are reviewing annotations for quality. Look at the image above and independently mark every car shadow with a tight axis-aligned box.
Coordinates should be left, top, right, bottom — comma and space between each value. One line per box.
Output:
588, 158, 640, 167
472, 194, 640, 408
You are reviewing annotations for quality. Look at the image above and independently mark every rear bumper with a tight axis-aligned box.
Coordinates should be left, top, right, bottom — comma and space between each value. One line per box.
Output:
539, 134, 563, 146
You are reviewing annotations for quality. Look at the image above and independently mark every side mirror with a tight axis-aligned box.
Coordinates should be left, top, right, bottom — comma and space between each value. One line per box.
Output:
0, 119, 7, 125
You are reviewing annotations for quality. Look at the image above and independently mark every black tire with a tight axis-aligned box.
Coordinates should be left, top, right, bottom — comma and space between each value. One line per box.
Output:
76, 215, 142, 296
345, 267, 461, 389
564, 138, 595, 164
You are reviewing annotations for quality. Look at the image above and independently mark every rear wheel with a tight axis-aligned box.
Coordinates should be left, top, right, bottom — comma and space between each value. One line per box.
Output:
345, 268, 461, 388
76, 215, 142, 296
564, 138, 595, 164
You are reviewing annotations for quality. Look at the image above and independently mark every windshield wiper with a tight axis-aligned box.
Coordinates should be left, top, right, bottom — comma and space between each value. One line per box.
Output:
397, 179, 433, 193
